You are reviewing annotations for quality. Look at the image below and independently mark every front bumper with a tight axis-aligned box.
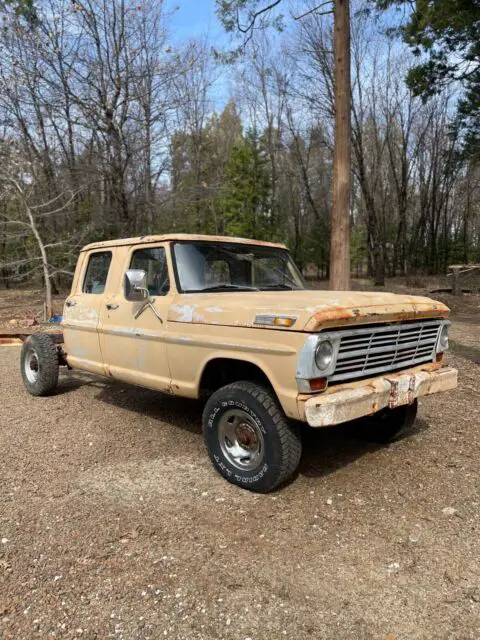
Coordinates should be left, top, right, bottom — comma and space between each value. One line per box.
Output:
301, 363, 458, 427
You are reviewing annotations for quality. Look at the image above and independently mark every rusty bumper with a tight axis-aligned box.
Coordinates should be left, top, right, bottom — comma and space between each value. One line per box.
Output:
302, 363, 458, 428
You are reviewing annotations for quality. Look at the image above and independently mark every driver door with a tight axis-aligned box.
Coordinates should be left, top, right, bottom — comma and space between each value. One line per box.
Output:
98, 243, 173, 393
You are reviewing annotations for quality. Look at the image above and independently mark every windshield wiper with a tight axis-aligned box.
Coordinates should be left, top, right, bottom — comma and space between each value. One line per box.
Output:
260, 284, 298, 290
193, 284, 260, 292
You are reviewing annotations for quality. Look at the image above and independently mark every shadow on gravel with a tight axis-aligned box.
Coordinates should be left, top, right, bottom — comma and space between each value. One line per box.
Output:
56, 370, 203, 433
299, 417, 430, 478
395, 416, 430, 441
56, 371, 106, 394
449, 339, 480, 365
56, 369, 432, 478
93, 381, 204, 435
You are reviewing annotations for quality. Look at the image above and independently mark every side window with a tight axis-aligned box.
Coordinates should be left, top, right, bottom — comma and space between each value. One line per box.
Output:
205, 260, 230, 285
254, 257, 286, 287
130, 247, 170, 296
83, 251, 112, 294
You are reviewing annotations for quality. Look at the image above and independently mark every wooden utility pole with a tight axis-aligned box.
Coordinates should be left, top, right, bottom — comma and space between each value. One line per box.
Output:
330, 0, 351, 290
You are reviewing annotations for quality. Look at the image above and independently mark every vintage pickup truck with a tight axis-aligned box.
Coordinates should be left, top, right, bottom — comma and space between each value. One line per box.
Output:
20, 234, 458, 492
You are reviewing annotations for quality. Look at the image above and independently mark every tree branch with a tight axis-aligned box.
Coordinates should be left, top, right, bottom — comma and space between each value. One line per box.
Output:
237, 0, 283, 34
292, 1, 334, 21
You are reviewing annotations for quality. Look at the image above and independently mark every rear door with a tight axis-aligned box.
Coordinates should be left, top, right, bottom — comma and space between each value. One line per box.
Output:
63, 250, 113, 375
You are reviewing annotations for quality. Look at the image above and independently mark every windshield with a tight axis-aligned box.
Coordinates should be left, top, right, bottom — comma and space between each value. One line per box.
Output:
172, 241, 305, 293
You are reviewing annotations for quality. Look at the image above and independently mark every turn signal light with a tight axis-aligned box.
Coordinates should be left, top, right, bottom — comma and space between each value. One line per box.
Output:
254, 314, 297, 327
310, 377, 328, 392
273, 317, 295, 327
436, 352, 444, 363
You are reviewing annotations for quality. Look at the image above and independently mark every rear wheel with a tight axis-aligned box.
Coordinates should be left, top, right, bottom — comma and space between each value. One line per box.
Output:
357, 400, 418, 443
20, 334, 59, 396
202, 381, 302, 493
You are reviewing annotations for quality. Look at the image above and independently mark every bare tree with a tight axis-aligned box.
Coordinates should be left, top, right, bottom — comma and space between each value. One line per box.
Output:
0, 144, 80, 316
0, 0, 477, 293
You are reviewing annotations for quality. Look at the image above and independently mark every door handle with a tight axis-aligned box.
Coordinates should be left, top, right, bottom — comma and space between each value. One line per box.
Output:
65, 300, 76, 307
106, 303, 119, 310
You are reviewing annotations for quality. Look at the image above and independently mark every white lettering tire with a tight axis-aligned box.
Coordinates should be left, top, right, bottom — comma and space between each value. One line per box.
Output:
202, 381, 302, 493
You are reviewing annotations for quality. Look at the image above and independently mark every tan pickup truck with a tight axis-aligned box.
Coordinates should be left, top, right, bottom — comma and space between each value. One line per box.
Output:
20, 234, 458, 492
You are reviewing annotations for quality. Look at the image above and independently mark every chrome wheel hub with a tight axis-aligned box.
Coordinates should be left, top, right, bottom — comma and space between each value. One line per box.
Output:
24, 347, 40, 384
218, 409, 264, 471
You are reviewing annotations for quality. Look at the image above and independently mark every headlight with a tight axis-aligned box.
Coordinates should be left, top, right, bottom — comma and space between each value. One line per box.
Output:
438, 324, 449, 351
315, 339, 334, 371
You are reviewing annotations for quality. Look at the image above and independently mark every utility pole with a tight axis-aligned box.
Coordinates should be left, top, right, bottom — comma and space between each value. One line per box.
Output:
330, 0, 351, 290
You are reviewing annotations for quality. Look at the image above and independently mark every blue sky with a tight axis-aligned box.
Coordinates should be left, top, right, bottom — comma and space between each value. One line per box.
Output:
167, 0, 226, 45
167, 0, 231, 110
166, 0, 406, 43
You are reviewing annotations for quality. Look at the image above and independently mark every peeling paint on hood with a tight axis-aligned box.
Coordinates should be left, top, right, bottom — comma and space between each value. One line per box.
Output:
167, 290, 450, 331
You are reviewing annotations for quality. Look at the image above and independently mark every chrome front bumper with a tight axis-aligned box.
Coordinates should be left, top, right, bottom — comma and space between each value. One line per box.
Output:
303, 364, 458, 428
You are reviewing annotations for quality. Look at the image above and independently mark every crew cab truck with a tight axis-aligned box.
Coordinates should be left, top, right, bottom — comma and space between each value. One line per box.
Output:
20, 234, 458, 492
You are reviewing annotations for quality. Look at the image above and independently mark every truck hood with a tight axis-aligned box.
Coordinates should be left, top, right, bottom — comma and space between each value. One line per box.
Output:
167, 290, 449, 331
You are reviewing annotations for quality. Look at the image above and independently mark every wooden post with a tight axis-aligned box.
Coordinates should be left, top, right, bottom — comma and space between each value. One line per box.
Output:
330, 0, 351, 291
452, 267, 462, 296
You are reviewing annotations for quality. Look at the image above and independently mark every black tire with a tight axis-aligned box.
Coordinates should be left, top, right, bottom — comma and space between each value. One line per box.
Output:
20, 334, 59, 396
357, 400, 418, 444
202, 381, 302, 493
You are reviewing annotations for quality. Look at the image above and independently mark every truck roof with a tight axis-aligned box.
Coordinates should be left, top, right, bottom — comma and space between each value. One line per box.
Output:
81, 234, 287, 252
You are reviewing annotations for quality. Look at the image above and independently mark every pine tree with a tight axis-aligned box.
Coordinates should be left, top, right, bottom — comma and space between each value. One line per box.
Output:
220, 128, 273, 239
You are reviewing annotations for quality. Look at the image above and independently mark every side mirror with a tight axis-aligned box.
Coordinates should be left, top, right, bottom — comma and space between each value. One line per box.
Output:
124, 269, 149, 302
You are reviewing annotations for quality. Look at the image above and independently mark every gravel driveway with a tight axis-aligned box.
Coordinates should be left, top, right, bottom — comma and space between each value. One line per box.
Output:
0, 318, 479, 639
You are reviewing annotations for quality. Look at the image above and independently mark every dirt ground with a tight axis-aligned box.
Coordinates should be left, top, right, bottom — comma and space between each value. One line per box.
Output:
0, 285, 479, 639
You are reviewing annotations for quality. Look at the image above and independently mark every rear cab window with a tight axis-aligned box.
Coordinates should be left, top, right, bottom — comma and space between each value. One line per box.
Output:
83, 251, 112, 294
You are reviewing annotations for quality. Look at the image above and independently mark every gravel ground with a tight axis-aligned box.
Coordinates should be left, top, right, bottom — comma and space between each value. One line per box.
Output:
0, 309, 479, 639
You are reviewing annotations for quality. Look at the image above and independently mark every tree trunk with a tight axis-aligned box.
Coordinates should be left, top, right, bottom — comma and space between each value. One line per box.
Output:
330, 0, 351, 291
25, 203, 53, 319
373, 243, 385, 286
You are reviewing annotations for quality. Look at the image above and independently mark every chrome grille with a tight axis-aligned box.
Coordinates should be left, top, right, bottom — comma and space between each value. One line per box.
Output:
330, 320, 442, 382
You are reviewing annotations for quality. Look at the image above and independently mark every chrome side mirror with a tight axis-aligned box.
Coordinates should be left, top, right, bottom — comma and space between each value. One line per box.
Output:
124, 269, 148, 302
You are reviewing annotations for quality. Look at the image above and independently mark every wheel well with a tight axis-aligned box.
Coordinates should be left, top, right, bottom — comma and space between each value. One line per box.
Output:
199, 358, 272, 395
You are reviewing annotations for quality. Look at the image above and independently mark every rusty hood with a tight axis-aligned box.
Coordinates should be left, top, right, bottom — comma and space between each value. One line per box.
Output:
167, 290, 449, 331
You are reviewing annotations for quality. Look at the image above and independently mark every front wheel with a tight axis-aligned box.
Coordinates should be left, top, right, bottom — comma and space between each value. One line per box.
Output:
202, 381, 302, 493
357, 400, 418, 443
